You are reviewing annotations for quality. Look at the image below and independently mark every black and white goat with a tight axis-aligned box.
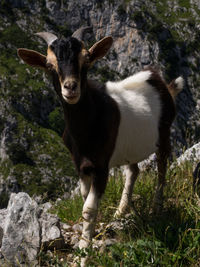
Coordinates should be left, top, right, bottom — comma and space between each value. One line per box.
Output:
18, 28, 183, 264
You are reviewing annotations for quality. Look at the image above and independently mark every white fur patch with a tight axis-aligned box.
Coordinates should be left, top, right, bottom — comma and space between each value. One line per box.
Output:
106, 70, 152, 91
107, 70, 161, 168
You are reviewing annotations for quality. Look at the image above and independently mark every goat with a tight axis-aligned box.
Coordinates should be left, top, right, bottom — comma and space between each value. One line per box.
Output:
17, 27, 183, 265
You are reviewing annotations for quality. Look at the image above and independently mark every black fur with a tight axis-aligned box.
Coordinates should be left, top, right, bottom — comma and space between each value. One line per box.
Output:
50, 37, 82, 80
50, 37, 120, 196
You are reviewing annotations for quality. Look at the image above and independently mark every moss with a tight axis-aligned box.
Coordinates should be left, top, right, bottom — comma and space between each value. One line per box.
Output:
130, 10, 143, 22
57, 24, 72, 37
48, 107, 65, 136
178, 0, 191, 8
0, 24, 37, 50
94, 65, 119, 83
0, 21, 78, 200
0, 160, 13, 179
0, 0, 14, 17
147, 21, 164, 40
117, 5, 127, 17
153, 0, 192, 36
0, 111, 78, 201
8, 143, 35, 165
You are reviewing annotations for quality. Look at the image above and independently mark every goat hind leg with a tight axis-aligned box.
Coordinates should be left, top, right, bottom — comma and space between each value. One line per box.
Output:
114, 163, 139, 217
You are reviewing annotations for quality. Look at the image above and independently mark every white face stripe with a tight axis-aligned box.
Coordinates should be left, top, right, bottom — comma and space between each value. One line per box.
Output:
107, 70, 161, 168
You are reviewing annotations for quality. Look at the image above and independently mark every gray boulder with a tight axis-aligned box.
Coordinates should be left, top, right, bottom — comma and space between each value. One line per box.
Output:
176, 143, 200, 165
0, 192, 64, 266
0, 209, 7, 248
1, 193, 40, 266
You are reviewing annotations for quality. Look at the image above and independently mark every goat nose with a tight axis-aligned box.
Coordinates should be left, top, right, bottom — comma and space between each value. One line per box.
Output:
64, 81, 77, 91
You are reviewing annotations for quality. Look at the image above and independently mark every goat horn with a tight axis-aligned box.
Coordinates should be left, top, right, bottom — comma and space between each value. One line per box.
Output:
72, 26, 93, 41
35, 32, 58, 46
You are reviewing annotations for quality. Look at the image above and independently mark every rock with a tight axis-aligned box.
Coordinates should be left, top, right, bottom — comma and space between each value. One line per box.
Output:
0, 193, 64, 266
71, 181, 81, 198
0, 209, 7, 230
175, 143, 200, 165
1, 192, 40, 266
193, 162, 200, 193
61, 223, 72, 231
106, 220, 124, 232
0, 209, 7, 247
138, 153, 157, 171
93, 238, 117, 249
40, 202, 52, 213
72, 223, 83, 233
70, 234, 80, 246
39, 212, 65, 250
0, 228, 3, 249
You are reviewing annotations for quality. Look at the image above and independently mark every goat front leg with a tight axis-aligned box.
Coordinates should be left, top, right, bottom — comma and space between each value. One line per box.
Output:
80, 158, 94, 202
114, 163, 139, 217
80, 175, 92, 202
79, 169, 108, 266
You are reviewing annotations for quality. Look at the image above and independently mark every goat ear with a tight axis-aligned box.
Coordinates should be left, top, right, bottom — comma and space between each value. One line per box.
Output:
89, 36, 113, 64
17, 48, 46, 69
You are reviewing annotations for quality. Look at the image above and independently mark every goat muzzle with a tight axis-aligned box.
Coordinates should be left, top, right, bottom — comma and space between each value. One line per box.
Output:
62, 83, 80, 104
64, 81, 77, 91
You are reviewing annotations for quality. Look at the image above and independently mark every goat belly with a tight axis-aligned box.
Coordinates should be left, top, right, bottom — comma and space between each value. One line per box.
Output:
106, 73, 161, 168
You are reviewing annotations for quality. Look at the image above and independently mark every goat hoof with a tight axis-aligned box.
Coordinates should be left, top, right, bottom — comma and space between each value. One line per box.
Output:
114, 210, 121, 218
114, 203, 131, 218
114, 208, 127, 218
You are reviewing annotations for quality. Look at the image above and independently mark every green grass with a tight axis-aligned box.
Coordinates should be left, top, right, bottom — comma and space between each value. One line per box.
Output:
50, 161, 200, 266
52, 194, 83, 224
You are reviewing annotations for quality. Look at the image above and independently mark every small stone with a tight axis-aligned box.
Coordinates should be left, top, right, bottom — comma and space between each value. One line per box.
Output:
73, 242, 79, 250
70, 234, 79, 246
104, 238, 117, 246
107, 220, 124, 231
0, 249, 4, 259
62, 223, 72, 231
41, 202, 52, 213
72, 223, 83, 233
56, 198, 62, 204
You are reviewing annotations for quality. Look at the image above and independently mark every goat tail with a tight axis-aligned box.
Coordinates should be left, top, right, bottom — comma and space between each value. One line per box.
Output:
168, 77, 184, 100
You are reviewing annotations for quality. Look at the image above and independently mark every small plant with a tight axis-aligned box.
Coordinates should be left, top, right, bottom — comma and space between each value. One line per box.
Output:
52, 194, 83, 223
117, 4, 126, 17
52, 161, 200, 266
48, 107, 65, 136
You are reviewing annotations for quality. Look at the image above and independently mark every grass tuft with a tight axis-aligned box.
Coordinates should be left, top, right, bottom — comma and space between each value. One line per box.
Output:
50, 161, 200, 266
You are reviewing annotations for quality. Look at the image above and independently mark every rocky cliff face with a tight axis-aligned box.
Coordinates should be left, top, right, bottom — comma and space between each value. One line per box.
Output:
0, 0, 200, 206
